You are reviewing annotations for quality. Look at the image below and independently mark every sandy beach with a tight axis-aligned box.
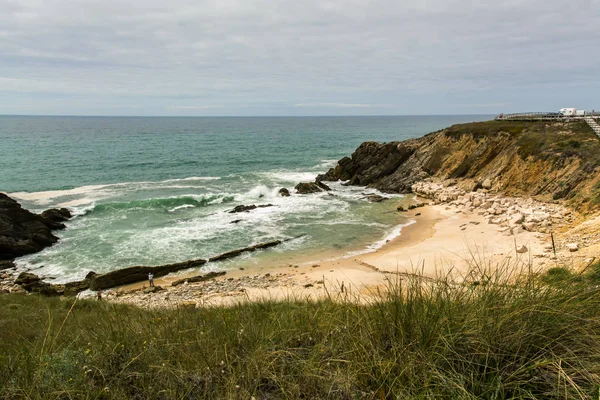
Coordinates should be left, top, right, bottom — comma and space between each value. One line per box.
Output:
103, 187, 583, 308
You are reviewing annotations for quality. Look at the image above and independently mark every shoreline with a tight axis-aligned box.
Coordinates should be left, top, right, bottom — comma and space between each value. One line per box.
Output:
102, 180, 598, 308
103, 194, 548, 308
2, 183, 595, 308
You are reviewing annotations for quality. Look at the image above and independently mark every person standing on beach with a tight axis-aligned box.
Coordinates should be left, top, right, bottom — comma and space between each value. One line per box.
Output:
148, 273, 154, 288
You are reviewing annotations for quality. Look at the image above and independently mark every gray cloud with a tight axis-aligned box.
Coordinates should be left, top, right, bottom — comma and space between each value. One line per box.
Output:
0, 0, 599, 115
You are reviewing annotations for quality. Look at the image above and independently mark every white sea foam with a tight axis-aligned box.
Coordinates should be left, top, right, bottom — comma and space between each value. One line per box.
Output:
312, 159, 339, 170
256, 170, 317, 184
9, 176, 222, 206
162, 176, 221, 182
10, 185, 111, 205
343, 219, 417, 258
168, 204, 196, 213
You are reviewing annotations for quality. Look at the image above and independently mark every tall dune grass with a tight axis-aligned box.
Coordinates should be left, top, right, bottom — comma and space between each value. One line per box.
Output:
1, 262, 600, 399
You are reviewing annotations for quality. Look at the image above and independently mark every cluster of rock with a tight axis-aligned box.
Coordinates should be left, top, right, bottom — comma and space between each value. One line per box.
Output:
0, 269, 24, 294
295, 181, 331, 194
106, 272, 308, 308
411, 180, 574, 235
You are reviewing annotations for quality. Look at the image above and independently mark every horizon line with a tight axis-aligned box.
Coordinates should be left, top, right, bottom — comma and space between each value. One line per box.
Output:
0, 113, 496, 118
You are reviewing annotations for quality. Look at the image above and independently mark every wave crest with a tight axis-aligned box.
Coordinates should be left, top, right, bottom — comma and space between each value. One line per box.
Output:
85, 195, 234, 214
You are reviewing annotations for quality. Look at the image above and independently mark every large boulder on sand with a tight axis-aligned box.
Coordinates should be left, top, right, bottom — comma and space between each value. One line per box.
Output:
0, 193, 72, 260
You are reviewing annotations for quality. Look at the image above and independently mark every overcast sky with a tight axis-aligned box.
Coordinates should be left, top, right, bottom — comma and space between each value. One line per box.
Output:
1, 0, 599, 116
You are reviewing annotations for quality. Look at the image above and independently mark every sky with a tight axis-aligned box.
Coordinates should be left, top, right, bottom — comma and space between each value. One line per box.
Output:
1, 0, 599, 116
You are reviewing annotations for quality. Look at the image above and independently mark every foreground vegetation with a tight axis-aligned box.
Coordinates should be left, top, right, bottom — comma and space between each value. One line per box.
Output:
2, 263, 600, 399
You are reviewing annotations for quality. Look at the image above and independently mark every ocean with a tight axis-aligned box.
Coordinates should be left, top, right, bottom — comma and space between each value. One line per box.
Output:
1, 115, 490, 282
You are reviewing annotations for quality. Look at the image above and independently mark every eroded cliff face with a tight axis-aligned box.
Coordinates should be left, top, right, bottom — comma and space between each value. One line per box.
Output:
318, 120, 600, 211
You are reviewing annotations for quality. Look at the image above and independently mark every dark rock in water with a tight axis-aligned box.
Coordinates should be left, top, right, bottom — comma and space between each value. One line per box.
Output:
172, 271, 226, 287
295, 182, 322, 194
279, 188, 291, 197
89, 258, 207, 290
230, 219, 242, 224
295, 181, 331, 194
40, 208, 72, 230
0, 260, 15, 270
209, 235, 305, 263
365, 194, 388, 203
229, 204, 274, 213
408, 204, 417, 210
316, 181, 331, 191
209, 240, 283, 262
397, 205, 406, 212
0, 193, 72, 260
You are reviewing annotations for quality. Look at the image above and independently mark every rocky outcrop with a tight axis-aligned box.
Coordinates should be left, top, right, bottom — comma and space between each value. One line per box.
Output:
229, 204, 274, 213
0, 260, 15, 270
15, 272, 90, 296
318, 141, 419, 191
172, 271, 227, 287
40, 208, 72, 229
88, 258, 208, 290
318, 120, 600, 211
295, 181, 331, 194
0, 193, 72, 260
279, 188, 291, 197
208, 238, 301, 262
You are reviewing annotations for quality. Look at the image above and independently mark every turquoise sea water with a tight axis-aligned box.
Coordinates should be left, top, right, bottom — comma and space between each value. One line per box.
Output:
1, 115, 490, 281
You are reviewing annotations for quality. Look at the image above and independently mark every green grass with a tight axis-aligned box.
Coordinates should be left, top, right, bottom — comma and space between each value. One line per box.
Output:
2, 264, 600, 399
445, 120, 598, 162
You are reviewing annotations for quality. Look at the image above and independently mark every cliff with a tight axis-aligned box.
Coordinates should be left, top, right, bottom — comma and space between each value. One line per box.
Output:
318, 120, 600, 211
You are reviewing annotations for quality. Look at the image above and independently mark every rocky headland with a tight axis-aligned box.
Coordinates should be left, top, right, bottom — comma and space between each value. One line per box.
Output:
318, 119, 600, 211
0, 192, 72, 261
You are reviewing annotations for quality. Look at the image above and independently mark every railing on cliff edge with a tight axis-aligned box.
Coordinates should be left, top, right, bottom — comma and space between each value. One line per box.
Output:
495, 112, 600, 121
